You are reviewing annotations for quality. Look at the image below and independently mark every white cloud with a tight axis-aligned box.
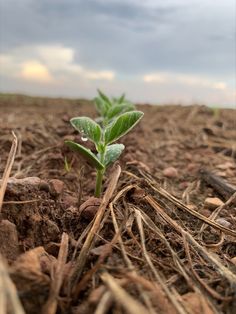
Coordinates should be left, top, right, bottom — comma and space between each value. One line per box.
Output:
0, 45, 234, 107
85, 70, 115, 80
143, 73, 167, 83
143, 72, 228, 90
0, 45, 115, 83
20, 60, 53, 82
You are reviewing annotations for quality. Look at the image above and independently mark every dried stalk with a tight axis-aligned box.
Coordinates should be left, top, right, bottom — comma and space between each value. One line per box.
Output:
0, 132, 18, 213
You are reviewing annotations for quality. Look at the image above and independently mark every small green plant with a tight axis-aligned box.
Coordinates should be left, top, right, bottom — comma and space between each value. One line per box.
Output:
94, 90, 136, 126
64, 156, 72, 173
65, 91, 143, 197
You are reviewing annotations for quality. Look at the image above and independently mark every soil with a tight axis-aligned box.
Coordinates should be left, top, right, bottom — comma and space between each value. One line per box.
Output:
0, 94, 236, 314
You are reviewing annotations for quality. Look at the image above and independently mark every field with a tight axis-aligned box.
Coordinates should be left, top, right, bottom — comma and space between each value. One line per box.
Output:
0, 94, 236, 314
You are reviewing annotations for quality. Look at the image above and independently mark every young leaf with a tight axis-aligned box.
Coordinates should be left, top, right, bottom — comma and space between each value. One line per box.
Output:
97, 89, 112, 108
106, 103, 135, 120
99, 144, 125, 166
65, 141, 104, 170
118, 93, 125, 104
94, 97, 109, 117
70, 117, 102, 144
104, 111, 144, 145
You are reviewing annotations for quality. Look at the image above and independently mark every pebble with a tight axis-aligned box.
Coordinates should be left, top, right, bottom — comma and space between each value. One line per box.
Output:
215, 218, 231, 228
204, 197, 224, 210
163, 167, 178, 178
49, 179, 64, 196
79, 197, 101, 221
0, 220, 19, 262
187, 204, 197, 211
61, 194, 78, 209
130, 187, 146, 202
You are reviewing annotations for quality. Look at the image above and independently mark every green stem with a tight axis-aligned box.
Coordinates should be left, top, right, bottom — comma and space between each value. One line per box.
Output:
95, 169, 104, 197
95, 146, 106, 197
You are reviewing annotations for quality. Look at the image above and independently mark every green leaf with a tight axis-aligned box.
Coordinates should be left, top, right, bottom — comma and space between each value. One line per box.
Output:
65, 141, 104, 170
94, 97, 110, 117
97, 89, 112, 108
70, 117, 102, 144
104, 111, 144, 145
118, 93, 125, 104
103, 144, 125, 166
106, 103, 135, 120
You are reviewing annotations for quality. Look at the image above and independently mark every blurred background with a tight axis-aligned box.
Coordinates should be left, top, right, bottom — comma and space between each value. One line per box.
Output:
0, 0, 235, 107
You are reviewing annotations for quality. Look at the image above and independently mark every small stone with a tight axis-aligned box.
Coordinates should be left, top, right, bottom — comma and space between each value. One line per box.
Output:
199, 209, 211, 217
187, 204, 197, 211
231, 257, 236, 266
130, 187, 146, 202
186, 163, 197, 172
61, 194, 78, 209
179, 181, 189, 189
163, 167, 178, 178
5, 177, 48, 195
49, 179, 64, 196
204, 197, 224, 210
0, 220, 19, 262
215, 218, 231, 228
79, 197, 101, 221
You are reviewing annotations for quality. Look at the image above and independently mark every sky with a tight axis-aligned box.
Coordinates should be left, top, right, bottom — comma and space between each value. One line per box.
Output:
0, 0, 235, 107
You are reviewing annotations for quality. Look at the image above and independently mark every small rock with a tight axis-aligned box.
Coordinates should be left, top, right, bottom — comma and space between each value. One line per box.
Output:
0, 220, 19, 262
215, 218, 231, 228
5, 177, 48, 195
130, 187, 146, 202
61, 194, 78, 209
204, 197, 224, 210
163, 167, 178, 178
187, 204, 197, 211
179, 181, 189, 189
79, 197, 101, 221
186, 163, 197, 172
231, 257, 236, 266
199, 209, 211, 217
49, 179, 64, 196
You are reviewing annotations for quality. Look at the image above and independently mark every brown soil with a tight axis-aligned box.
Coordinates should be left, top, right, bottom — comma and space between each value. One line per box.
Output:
0, 94, 236, 314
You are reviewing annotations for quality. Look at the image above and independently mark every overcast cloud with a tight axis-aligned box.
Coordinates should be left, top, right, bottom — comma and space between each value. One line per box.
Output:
0, 0, 235, 106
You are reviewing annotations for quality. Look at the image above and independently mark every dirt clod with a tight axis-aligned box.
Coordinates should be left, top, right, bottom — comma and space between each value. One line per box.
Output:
49, 179, 64, 196
0, 219, 19, 262
163, 166, 178, 178
204, 197, 224, 209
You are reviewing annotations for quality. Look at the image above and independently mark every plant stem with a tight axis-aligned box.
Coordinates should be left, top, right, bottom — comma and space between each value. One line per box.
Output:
95, 169, 104, 197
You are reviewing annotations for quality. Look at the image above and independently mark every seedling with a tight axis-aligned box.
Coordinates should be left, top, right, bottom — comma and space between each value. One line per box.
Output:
94, 90, 136, 126
65, 92, 143, 197
64, 156, 72, 173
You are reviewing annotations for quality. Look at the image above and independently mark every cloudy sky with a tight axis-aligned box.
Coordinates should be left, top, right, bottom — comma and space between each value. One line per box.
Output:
0, 0, 235, 106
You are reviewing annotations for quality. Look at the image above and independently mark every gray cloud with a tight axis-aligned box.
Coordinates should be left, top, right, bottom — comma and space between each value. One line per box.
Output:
0, 0, 235, 105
